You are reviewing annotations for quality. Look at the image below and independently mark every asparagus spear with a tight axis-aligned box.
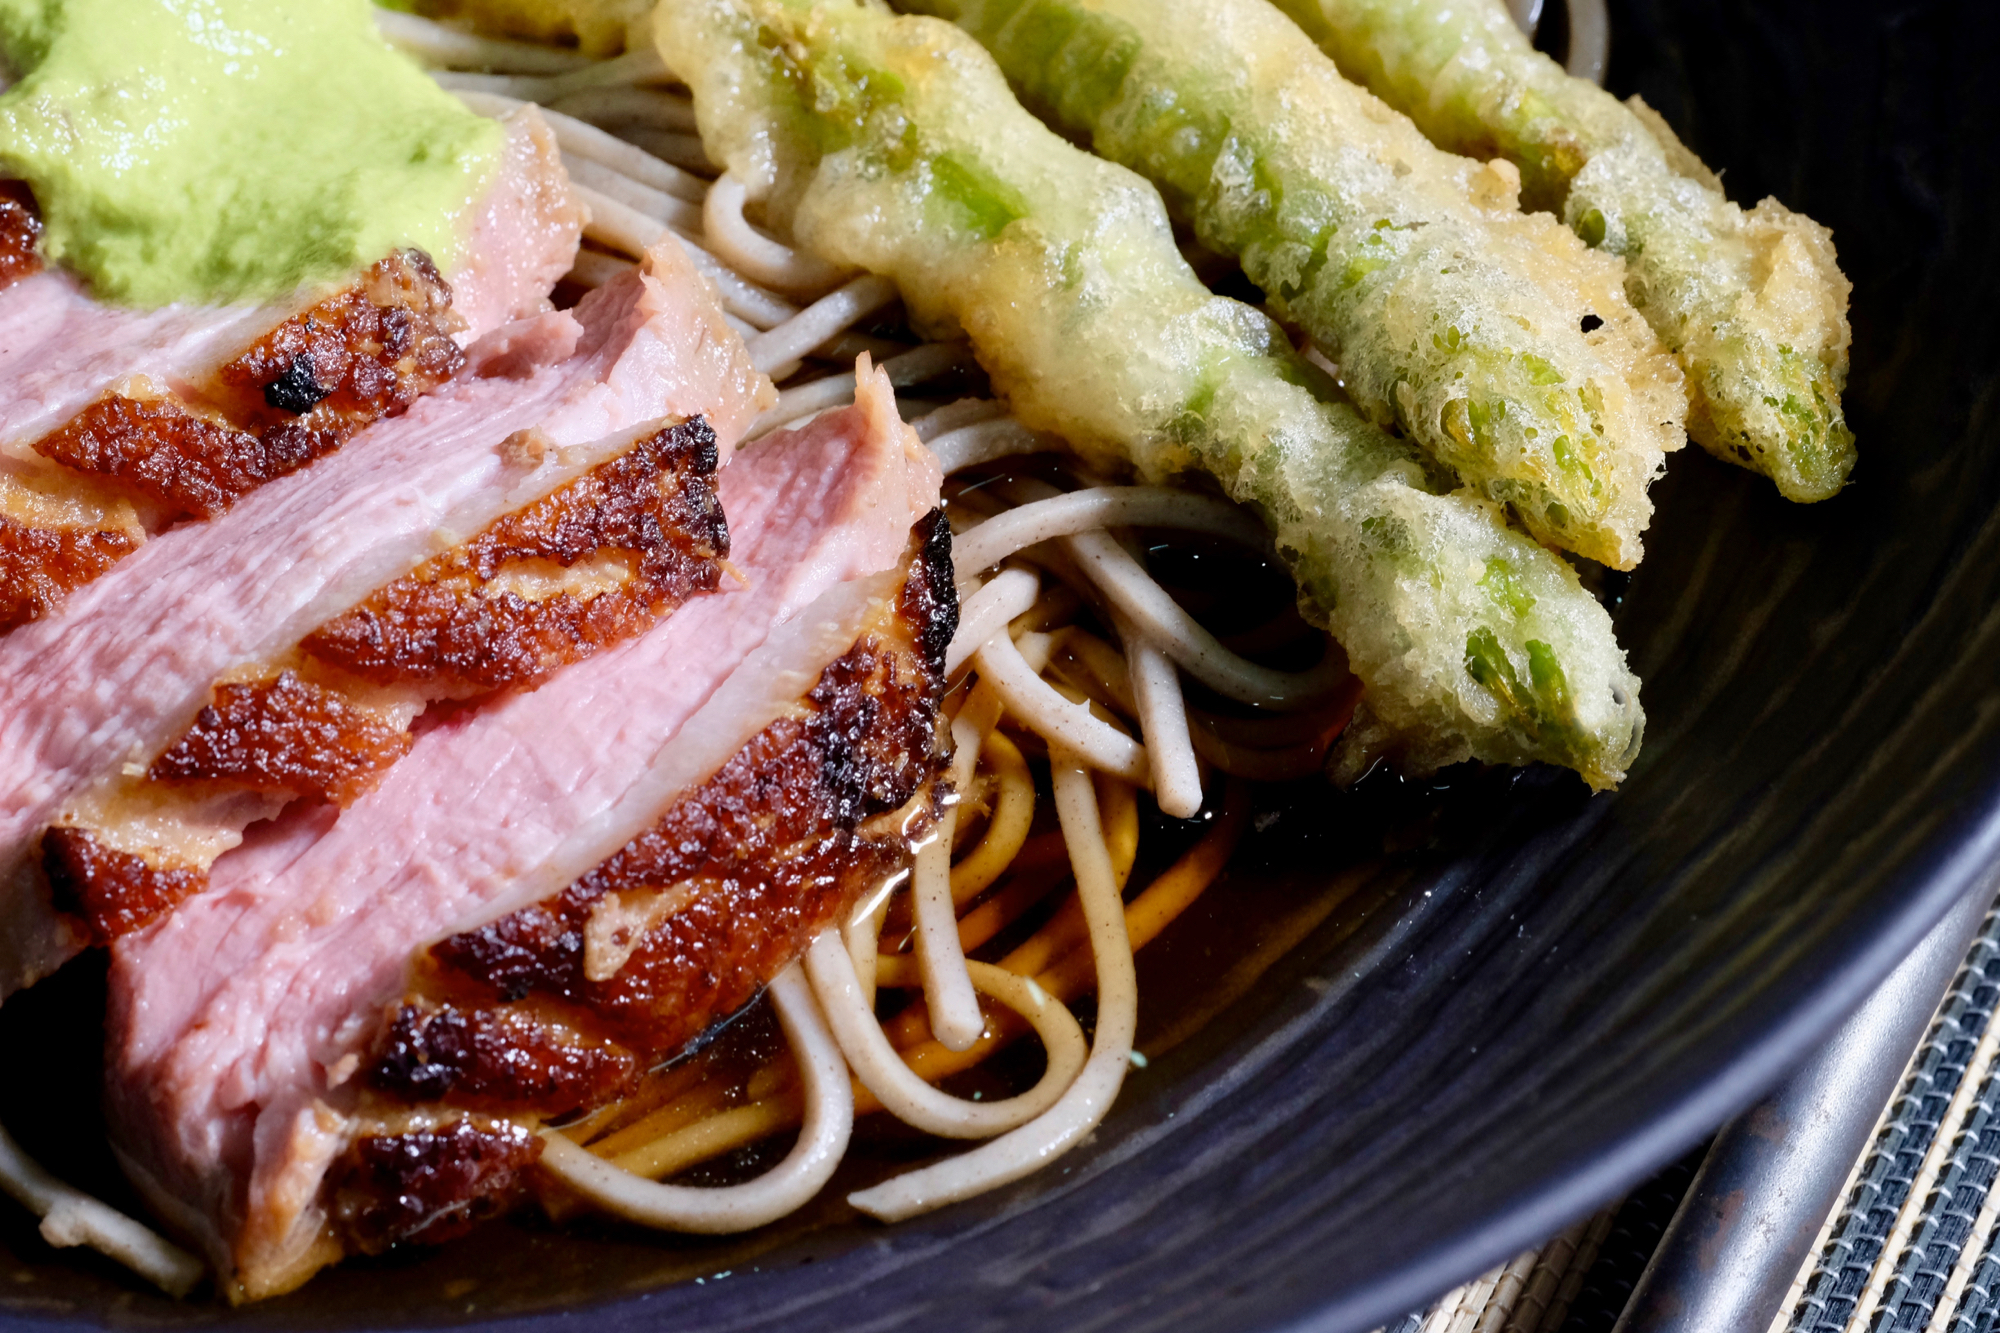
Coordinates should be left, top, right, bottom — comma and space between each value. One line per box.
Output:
654, 0, 1644, 787
1269, 0, 1855, 503
899, 0, 1686, 571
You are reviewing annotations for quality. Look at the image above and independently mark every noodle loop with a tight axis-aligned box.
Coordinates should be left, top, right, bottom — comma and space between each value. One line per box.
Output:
537, 965, 851, 1232
847, 753, 1138, 1221
974, 631, 1151, 785
703, 173, 849, 293
804, 933, 1087, 1139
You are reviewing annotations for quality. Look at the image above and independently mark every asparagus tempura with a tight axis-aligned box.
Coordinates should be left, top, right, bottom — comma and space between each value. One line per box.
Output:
903, 0, 1686, 570
655, 0, 1645, 786
1270, 0, 1855, 502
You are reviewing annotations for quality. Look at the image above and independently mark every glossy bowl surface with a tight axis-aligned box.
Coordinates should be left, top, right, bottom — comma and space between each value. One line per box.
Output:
4, 0, 1997, 1329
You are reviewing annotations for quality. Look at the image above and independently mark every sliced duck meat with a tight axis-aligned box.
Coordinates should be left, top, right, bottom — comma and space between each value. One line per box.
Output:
445, 105, 595, 344
31, 251, 466, 521
0, 108, 585, 629
0, 239, 772, 1000
46, 412, 729, 946
341, 548, 948, 1255
297, 417, 727, 694
0, 455, 144, 629
103, 366, 946, 1301
366, 522, 949, 1118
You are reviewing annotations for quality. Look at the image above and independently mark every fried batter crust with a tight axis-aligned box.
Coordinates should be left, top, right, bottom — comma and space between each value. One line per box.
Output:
302, 417, 728, 692
333, 513, 954, 1247
0, 182, 41, 288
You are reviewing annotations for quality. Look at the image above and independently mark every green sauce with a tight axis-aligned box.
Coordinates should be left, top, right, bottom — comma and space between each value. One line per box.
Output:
0, 0, 503, 306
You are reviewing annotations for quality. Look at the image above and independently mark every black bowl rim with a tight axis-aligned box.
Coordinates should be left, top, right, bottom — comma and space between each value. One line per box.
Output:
1291, 780, 2000, 1332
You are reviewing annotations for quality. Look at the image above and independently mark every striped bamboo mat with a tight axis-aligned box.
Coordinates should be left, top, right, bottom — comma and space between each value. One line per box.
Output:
1774, 904, 2000, 1333
1374, 1214, 1618, 1333
1376, 900, 2000, 1333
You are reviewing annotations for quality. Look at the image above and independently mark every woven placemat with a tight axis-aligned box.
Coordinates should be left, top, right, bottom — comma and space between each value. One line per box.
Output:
1772, 903, 2000, 1333
1374, 901, 2000, 1333
1371, 1154, 1698, 1333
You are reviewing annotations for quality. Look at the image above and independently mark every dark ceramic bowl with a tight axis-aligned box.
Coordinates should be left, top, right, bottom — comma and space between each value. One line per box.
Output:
4, 0, 1996, 1329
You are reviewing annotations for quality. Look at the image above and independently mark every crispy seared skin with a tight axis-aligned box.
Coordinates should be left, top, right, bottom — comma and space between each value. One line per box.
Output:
0, 182, 40, 289
148, 670, 417, 804
47, 420, 730, 945
0, 462, 147, 631
332, 512, 954, 1249
4, 252, 464, 624
34, 395, 295, 523
33, 253, 464, 522
368, 1005, 639, 1120
41, 827, 203, 942
0, 512, 138, 631
213, 250, 464, 436
303, 417, 729, 693
323, 1119, 543, 1255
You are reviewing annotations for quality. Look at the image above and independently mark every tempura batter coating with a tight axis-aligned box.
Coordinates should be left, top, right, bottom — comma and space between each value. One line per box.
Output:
418, 0, 651, 56
908, 0, 1684, 569
655, 0, 1645, 786
1272, 0, 1855, 502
